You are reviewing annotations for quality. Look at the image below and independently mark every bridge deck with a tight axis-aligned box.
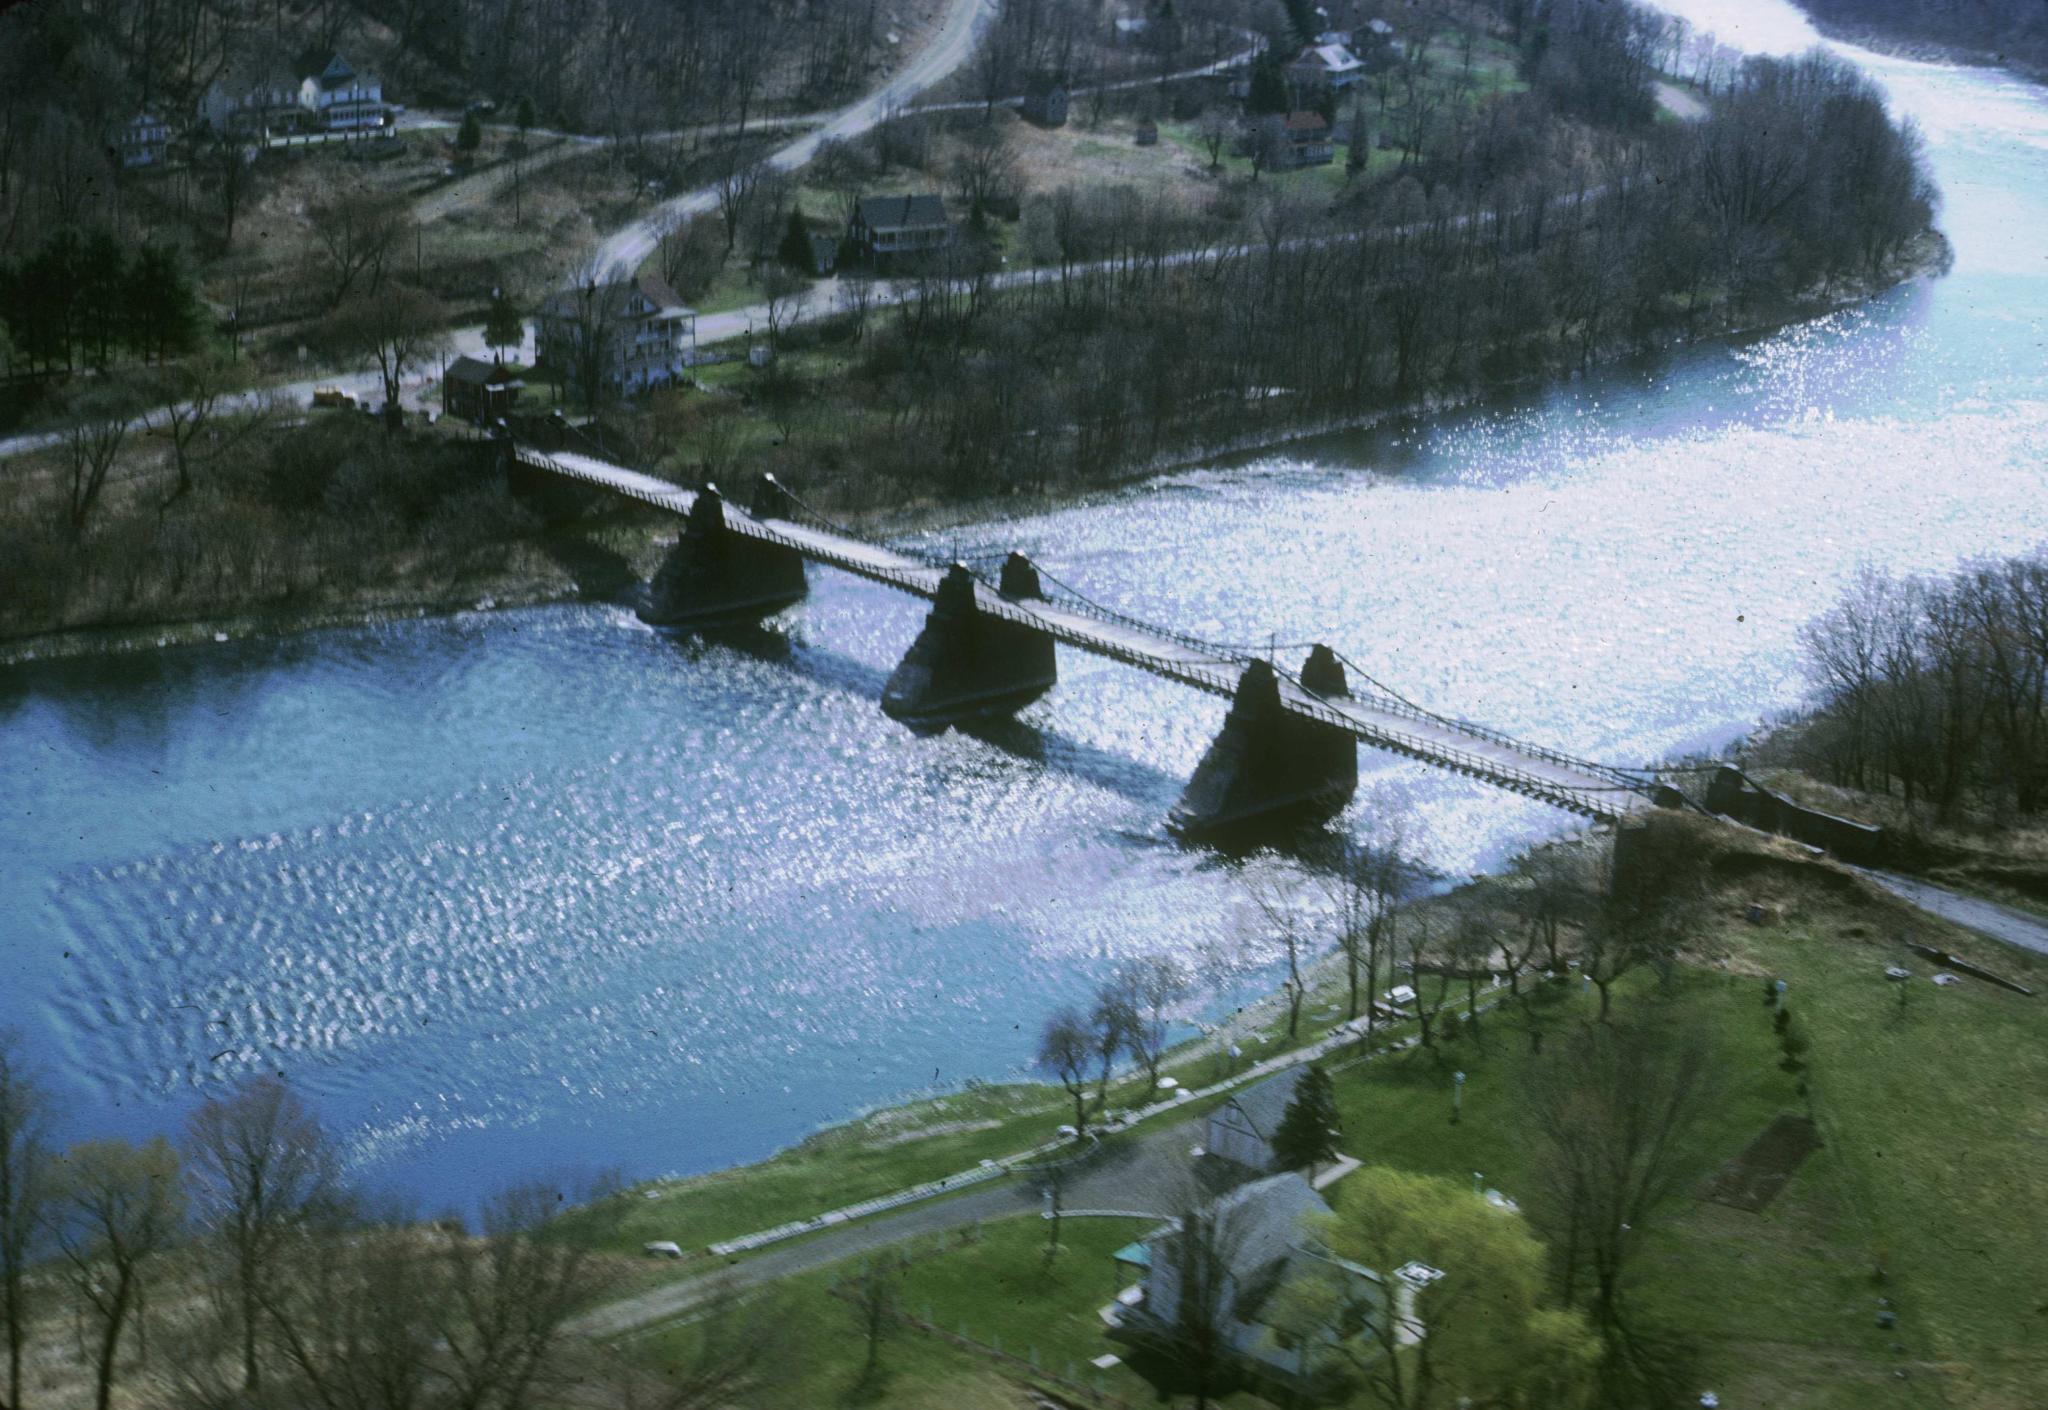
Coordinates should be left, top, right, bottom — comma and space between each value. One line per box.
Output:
514, 444, 1650, 821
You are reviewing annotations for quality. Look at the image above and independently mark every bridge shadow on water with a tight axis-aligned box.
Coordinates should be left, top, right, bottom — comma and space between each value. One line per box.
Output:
645, 623, 1188, 813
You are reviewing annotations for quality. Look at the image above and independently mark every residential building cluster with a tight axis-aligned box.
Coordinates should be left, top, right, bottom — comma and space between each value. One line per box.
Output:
108, 48, 392, 169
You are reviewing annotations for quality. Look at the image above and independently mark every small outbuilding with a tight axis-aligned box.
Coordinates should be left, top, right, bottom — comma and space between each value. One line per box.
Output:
1135, 117, 1160, 146
1021, 77, 1070, 128
442, 355, 524, 421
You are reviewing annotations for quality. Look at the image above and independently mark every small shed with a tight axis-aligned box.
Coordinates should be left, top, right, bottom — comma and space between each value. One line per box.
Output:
808, 232, 840, 276
1135, 118, 1160, 146
1021, 79, 1070, 128
442, 355, 523, 421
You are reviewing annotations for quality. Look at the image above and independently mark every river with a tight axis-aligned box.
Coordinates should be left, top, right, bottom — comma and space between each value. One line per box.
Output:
3, 0, 2044, 1210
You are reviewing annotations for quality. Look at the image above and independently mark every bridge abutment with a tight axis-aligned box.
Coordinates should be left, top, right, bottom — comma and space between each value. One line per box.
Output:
640, 487, 808, 627
1170, 649, 1359, 838
882, 564, 1058, 730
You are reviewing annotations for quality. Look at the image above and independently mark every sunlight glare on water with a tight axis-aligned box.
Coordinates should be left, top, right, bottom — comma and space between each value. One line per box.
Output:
3, 2, 2047, 1207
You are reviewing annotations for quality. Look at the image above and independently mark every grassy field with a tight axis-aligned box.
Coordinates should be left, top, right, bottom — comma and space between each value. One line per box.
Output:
609, 819, 2046, 1409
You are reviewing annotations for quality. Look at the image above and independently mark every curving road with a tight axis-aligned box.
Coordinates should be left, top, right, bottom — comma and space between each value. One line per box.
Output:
587, 0, 998, 279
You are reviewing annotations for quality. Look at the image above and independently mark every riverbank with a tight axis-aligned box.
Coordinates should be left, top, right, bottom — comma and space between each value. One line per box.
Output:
0, 232, 1947, 670
599, 811, 2048, 1409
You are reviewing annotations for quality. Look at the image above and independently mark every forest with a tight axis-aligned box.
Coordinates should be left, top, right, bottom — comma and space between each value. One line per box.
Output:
1798, 0, 2048, 74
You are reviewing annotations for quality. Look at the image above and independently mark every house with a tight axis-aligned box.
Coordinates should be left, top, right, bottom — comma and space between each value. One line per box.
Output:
202, 58, 301, 136
1113, 1173, 1384, 1382
1204, 1069, 1303, 1171
1286, 42, 1366, 92
441, 355, 524, 421
535, 272, 697, 396
296, 52, 386, 132
846, 194, 953, 267
807, 232, 840, 277
1284, 111, 1335, 167
1112, 15, 1150, 45
1020, 78, 1070, 128
108, 112, 170, 168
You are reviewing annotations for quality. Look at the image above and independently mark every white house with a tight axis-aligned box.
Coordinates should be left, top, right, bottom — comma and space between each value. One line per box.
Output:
1114, 1173, 1384, 1381
1286, 42, 1366, 91
536, 272, 698, 396
298, 52, 386, 132
1204, 1069, 1304, 1171
108, 112, 170, 168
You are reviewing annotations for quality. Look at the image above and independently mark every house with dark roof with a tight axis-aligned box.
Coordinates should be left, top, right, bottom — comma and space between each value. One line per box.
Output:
296, 52, 386, 132
441, 356, 524, 421
1113, 1173, 1384, 1381
846, 194, 953, 267
1283, 111, 1335, 167
1204, 1069, 1303, 1170
535, 272, 697, 396
202, 58, 301, 137
1021, 77, 1070, 128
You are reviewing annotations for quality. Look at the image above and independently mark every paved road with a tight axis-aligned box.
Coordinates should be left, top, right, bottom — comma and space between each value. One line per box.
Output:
587, 0, 998, 279
1859, 869, 2048, 957
570, 1111, 1206, 1340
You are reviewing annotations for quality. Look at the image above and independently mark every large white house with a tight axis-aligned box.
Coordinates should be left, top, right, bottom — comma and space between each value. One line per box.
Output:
1286, 42, 1366, 91
298, 52, 386, 131
108, 112, 170, 168
536, 273, 698, 397
1114, 1173, 1384, 1382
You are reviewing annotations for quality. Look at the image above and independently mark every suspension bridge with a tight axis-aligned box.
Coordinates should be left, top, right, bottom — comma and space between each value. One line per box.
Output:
503, 436, 1678, 833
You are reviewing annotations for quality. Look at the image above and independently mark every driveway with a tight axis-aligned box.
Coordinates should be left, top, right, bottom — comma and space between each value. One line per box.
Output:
1859, 869, 2048, 958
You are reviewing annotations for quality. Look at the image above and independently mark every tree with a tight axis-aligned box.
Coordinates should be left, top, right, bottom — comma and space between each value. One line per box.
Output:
714, 157, 762, 256
154, 358, 262, 506
1269, 1064, 1341, 1177
611, 1280, 792, 1409
53, 1139, 185, 1410
1037, 1006, 1094, 1132
1275, 1166, 1599, 1408
778, 204, 815, 272
331, 283, 448, 431
182, 1077, 342, 1393
124, 245, 199, 363
1521, 1019, 1716, 1350
308, 193, 402, 309
0, 1032, 53, 1410
456, 109, 483, 154
1247, 51, 1289, 115
1158, 1182, 1252, 1410
62, 413, 127, 540
484, 287, 525, 366
1088, 981, 1136, 1104
849, 1259, 898, 1382
1117, 955, 1189, 1093
661, 214, 727, 301
1196, 106, 1233, 170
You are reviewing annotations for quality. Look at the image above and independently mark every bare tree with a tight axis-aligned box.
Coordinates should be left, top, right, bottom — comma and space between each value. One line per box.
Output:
1037, 1006, 1094, 1132
611, 1280, 792, 1409
154, 360, 265, 506
1088, 981, 1136, 1104
1522, 1019, 1716, 1343
331, 283, 448, 430
0, 1032, 53, 1410
309, 193, 402, 309
758, 266, 812, 346
714, 157, 762, 256
1196, 106, 1233, 171
849, 1259, 898, 1383
183, 1077, 342, 1393
1117, 955, 1190, 1092
62, 413, 127, 540
53, 1139, 185, 1410
1158, 1180, 1252, 1410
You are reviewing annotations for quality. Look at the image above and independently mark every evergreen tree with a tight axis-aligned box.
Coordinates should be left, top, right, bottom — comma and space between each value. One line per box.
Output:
75, 229, 128, 371
515, 96, 535, 135
457, 109, 483, 154
124, 246, 199, 364
779, 205, 815, 273
1270, 1064, 1342, 1175
1248, 53, 1290, 116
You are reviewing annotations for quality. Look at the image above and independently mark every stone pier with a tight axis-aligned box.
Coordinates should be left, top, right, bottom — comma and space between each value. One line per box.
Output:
640, 487, 808, 627
882, 563, 1058, 729
1170, 647, 1359, 837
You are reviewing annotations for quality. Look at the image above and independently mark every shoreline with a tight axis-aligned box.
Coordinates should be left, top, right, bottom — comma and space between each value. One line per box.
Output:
0, 243, 1947, 673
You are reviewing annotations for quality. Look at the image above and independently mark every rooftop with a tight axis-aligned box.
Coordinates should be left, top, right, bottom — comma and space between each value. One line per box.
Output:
855, 193, 949, 232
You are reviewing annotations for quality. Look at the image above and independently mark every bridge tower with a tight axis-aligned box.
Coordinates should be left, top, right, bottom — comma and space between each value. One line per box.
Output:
1170, 646, 1359, 838
882, 561, 1058, 730
640, 485, 809, 627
